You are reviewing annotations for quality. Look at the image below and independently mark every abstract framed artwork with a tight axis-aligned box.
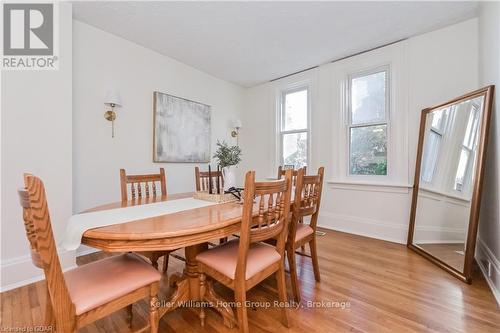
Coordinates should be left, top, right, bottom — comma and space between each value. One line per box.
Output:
153, 91, 211, 162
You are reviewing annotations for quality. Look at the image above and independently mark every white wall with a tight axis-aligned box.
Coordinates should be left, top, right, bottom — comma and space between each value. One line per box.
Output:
0, 15, 244, 291
1, 4, 74, 291
73, 21, 244, 225
414, 189, 470, 244
477, 1, 500, 304
407, 19, 479, 175
241, 19, 479, 244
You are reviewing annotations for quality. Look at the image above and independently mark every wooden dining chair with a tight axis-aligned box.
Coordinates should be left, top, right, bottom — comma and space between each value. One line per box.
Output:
196, 170, 293, 333
277, 165, 306, 182
278, 165, 307, 251
195, 166, 228, 244
18, 174, 161, 333
287, 167, 325, 303
120, 168, 167, 202
120, 168, 172, 272
195, 166, 224, 193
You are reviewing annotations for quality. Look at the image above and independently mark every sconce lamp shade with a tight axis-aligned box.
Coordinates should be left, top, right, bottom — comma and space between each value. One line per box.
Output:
104, 90, 122, 106
233, 119, 242, 129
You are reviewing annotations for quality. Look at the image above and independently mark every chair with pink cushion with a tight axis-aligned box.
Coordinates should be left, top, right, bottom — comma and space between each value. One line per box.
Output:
196, 170, 293, 333
287, 167, 325, 303
18, 174, 161, 333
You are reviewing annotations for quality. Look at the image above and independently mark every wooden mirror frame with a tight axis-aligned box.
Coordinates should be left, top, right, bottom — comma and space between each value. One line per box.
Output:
407, 85, 495, 283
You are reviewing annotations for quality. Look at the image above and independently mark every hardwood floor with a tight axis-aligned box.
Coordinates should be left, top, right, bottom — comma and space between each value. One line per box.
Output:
1, 229, 499, 332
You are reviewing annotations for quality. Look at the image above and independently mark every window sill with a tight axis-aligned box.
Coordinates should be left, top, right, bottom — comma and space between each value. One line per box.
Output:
327, 179, 412, 194
418, 186, 471, 204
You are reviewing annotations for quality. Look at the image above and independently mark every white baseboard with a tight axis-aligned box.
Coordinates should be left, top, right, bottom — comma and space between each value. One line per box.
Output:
0, 249, 76, 292
475, 238, 500, 306
318, 212, 408, 244
318, 212, 468, 246
414, 240, 465, 245
413, 225, 466, 244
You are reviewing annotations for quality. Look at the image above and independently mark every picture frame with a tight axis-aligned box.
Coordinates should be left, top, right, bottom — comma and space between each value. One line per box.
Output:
153, 91, 211, 163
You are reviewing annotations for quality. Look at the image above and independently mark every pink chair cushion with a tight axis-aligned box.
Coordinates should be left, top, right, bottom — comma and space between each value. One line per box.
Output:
196, 239, 281, 280
295, 223, 314, 242
65, 253, 161, 315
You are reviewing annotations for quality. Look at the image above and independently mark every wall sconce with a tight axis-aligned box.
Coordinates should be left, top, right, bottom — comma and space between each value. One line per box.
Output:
104, 90, 122, 138
231, 119, 242, 145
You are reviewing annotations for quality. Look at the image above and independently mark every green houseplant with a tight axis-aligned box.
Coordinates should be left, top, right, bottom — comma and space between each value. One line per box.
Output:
213, 140, 242, 190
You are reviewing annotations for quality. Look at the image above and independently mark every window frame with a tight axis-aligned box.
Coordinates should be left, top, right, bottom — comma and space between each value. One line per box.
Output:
278, 85, 311, 168
346, 65, 391, 178
421, 108, 448, 184
453, 104, 480, 193
421, 131, 442, 184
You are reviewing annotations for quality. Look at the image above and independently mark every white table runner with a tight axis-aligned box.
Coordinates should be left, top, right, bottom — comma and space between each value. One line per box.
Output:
61, 198, 217, 251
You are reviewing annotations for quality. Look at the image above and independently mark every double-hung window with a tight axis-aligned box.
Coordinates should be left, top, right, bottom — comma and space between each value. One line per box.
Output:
421, 108, 448, 184
279, 86, 309, 168
454, 104, 480, 192
348, 67, 389, 176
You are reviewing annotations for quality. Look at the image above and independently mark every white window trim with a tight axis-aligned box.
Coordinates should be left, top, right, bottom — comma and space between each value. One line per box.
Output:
421, 109, 448, 185
421, 129, 442, 184
330, 40, 408, 187
453, 103, 480, 195
346, 65, 391, 179
275, 80, 312, 170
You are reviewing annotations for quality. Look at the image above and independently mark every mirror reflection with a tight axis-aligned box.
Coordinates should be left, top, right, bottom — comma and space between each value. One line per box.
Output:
412, 95, 484, 273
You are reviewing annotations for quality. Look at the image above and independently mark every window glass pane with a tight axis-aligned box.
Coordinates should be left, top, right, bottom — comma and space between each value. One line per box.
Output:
421, 131, 441, 183
350, 125, 387, 175
351, 70, 387, 125
282, 132, 307, 168
463, 107, 479, 149
454, 148, 470, 191
431, 107, 448, 131
283, 89, 308, 131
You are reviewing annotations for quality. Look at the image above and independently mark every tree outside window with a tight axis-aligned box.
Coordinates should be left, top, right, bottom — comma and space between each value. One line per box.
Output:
279, 87, 309, 168
348, 68, 389, 176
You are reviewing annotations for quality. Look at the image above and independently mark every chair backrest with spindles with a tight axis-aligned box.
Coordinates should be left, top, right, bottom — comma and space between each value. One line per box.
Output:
277, 165, 306, 185
235, 170, 292, 281
289, 167, 325, 240
120, 168, 167, 202
195, 166, 224, 193
18, 174, 75, 331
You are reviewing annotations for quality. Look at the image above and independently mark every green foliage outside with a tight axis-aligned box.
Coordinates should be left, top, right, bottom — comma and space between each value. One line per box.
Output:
350, 125, 387, 175
284, 135, 307, 168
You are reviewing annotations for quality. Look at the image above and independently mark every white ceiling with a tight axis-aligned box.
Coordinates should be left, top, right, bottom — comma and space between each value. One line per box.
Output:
72, 1, 478, 87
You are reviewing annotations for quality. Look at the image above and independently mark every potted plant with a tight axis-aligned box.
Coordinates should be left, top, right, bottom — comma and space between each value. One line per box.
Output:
213, 140, 242, 191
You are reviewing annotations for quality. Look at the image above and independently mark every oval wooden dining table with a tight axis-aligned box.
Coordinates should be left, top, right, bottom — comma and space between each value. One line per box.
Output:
81, 193, 244, 328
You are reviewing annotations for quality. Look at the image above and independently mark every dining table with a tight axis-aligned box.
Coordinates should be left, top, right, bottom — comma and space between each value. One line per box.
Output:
80, 192, 246, 328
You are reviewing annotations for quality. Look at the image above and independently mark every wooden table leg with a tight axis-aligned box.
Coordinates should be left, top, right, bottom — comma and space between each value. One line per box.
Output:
158, 243, 236, 328
158, 273, 190, 318
184, 243, 208, 299
157, 243, 207, 318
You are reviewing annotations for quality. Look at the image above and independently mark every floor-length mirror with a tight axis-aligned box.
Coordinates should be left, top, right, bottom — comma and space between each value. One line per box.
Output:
407, 86, 494, 283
